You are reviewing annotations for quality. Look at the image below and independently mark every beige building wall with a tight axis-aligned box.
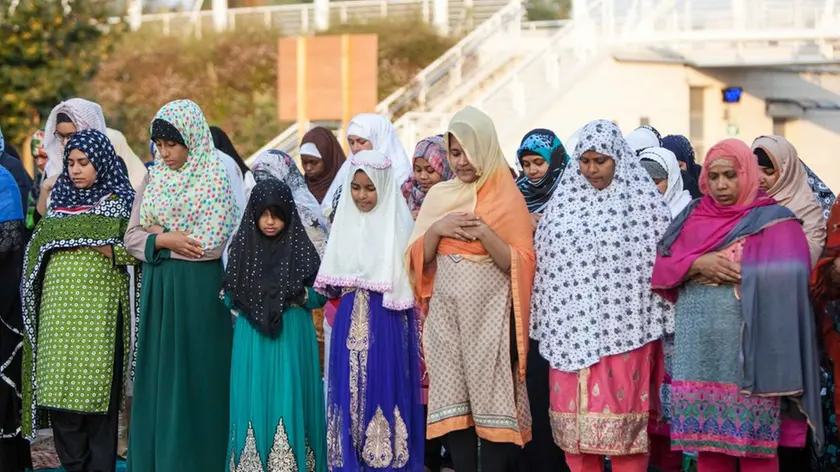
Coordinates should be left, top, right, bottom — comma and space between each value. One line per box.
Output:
524, 57, 840, 191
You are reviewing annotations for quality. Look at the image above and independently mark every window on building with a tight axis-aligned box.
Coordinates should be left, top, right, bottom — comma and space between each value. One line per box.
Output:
689, 86, 705, 160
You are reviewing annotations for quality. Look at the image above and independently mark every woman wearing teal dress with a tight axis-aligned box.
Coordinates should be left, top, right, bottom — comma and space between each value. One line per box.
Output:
222, 177, 327, 471
21, 129, 136, 471
124, 99, 239, 471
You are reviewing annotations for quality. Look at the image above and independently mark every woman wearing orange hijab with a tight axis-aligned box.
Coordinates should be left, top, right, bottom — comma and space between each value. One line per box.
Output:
405, 107, 535, 472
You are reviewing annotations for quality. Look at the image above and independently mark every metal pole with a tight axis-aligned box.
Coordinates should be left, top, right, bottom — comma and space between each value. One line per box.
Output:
341, 35, 352, 155
212, 0, 228, 32
297, 37, 309, 150
128, 0, 142, 31
434, 0, 449, 35
314, 0, 330, 31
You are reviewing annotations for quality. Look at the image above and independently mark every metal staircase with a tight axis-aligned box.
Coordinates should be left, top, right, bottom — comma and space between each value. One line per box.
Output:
246, 0, 840, 162
396, 0, 840, 156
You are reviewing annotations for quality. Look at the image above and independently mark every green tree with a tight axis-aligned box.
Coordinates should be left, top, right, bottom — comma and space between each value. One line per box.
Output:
0, 0, 123, 151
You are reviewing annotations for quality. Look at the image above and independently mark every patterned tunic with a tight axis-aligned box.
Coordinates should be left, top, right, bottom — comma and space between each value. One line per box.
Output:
36, 246, 133, 413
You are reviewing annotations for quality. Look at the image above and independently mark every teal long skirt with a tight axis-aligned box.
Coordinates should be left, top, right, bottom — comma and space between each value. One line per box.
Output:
227, 309, 326, 472
127, 255, 233, 471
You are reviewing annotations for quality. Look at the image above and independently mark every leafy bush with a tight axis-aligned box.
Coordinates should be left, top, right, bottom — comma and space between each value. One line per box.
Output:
0, 0, 123, 152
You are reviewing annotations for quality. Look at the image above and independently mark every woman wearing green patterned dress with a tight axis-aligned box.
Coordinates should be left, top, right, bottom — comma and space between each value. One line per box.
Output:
21, 129, 137, 472
124, 99, 239, 471
222, 177, 327, 471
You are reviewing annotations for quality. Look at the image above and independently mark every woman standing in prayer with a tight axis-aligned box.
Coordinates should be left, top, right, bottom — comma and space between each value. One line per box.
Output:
124, 99, 238, 471
531, 119, 674, 472
316, 149, 423, 472
43, 98, 108, 179
223, 178, 327, 471
660, 135, 703, 200
639, 147, 693, 218
406, 107, 535, 472
21, 129, 136, 471
513, 128, 570, 472
662, 135, 701, 181
515, 128, 569, 230
651, 138, 823, 471
251, 149, 331, 373
251, 149, 330, 255
753, 135, 826, 265
0, 166, 32, 472
300, 127, 346, 207
325, 114, 411, 219
401, 135, 454, 220
637, 146, 692, 472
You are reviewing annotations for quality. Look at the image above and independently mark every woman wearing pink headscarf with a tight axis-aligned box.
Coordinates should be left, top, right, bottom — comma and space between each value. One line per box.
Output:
651, 139, 823, 471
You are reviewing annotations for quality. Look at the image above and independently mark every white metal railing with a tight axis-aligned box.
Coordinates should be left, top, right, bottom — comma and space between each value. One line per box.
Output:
246, 0, 524, 162
132, 0, 509, 37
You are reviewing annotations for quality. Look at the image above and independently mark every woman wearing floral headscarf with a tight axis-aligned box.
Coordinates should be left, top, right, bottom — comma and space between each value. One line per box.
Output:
401, 135, 454, 219
652, 139, 823, 471
124, 99, 239, 471
251, 149, 330, 255
532, 119, 674, 472
21, 129, 136, 471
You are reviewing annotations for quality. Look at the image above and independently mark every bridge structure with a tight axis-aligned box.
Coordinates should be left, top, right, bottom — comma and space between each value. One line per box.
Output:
245, 0, 840, 164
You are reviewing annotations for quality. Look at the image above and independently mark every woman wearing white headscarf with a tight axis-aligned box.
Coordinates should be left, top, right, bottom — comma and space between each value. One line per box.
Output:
324, 114, 411, 217
638, 147, 693, 218
44, 98, 108, 179
625, 125, 663, 155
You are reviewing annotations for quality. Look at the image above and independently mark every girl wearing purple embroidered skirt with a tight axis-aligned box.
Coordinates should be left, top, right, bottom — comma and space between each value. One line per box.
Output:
315, 150, 424, 471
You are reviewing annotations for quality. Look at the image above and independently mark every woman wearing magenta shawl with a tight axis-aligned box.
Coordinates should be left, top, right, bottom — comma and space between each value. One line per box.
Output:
650, 138, 823, 471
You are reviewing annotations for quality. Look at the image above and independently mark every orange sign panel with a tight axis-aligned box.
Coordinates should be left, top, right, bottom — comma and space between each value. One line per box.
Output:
278, 34, 378, 122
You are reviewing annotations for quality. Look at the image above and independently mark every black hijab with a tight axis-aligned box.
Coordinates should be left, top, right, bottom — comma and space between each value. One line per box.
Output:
210, 126, 249, 176
222, 178, 321, 338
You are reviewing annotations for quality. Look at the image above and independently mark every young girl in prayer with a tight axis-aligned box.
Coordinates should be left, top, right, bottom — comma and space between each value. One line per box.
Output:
315, 149, 424, 472
223, 178, 327, 471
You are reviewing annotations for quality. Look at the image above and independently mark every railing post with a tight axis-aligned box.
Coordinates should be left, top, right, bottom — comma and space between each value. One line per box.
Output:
128, 0, 142, 31
302, 7, 310, 34
434, 0, 449, 35
264, 10, 271, 28
380, 0, 388, 18
212, 0, 228, 32
315, 0, 330, 31
340, 5, 348, 24
448, 47, 464, 93
422, 0, 430, 24
163, 14, 170, 35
